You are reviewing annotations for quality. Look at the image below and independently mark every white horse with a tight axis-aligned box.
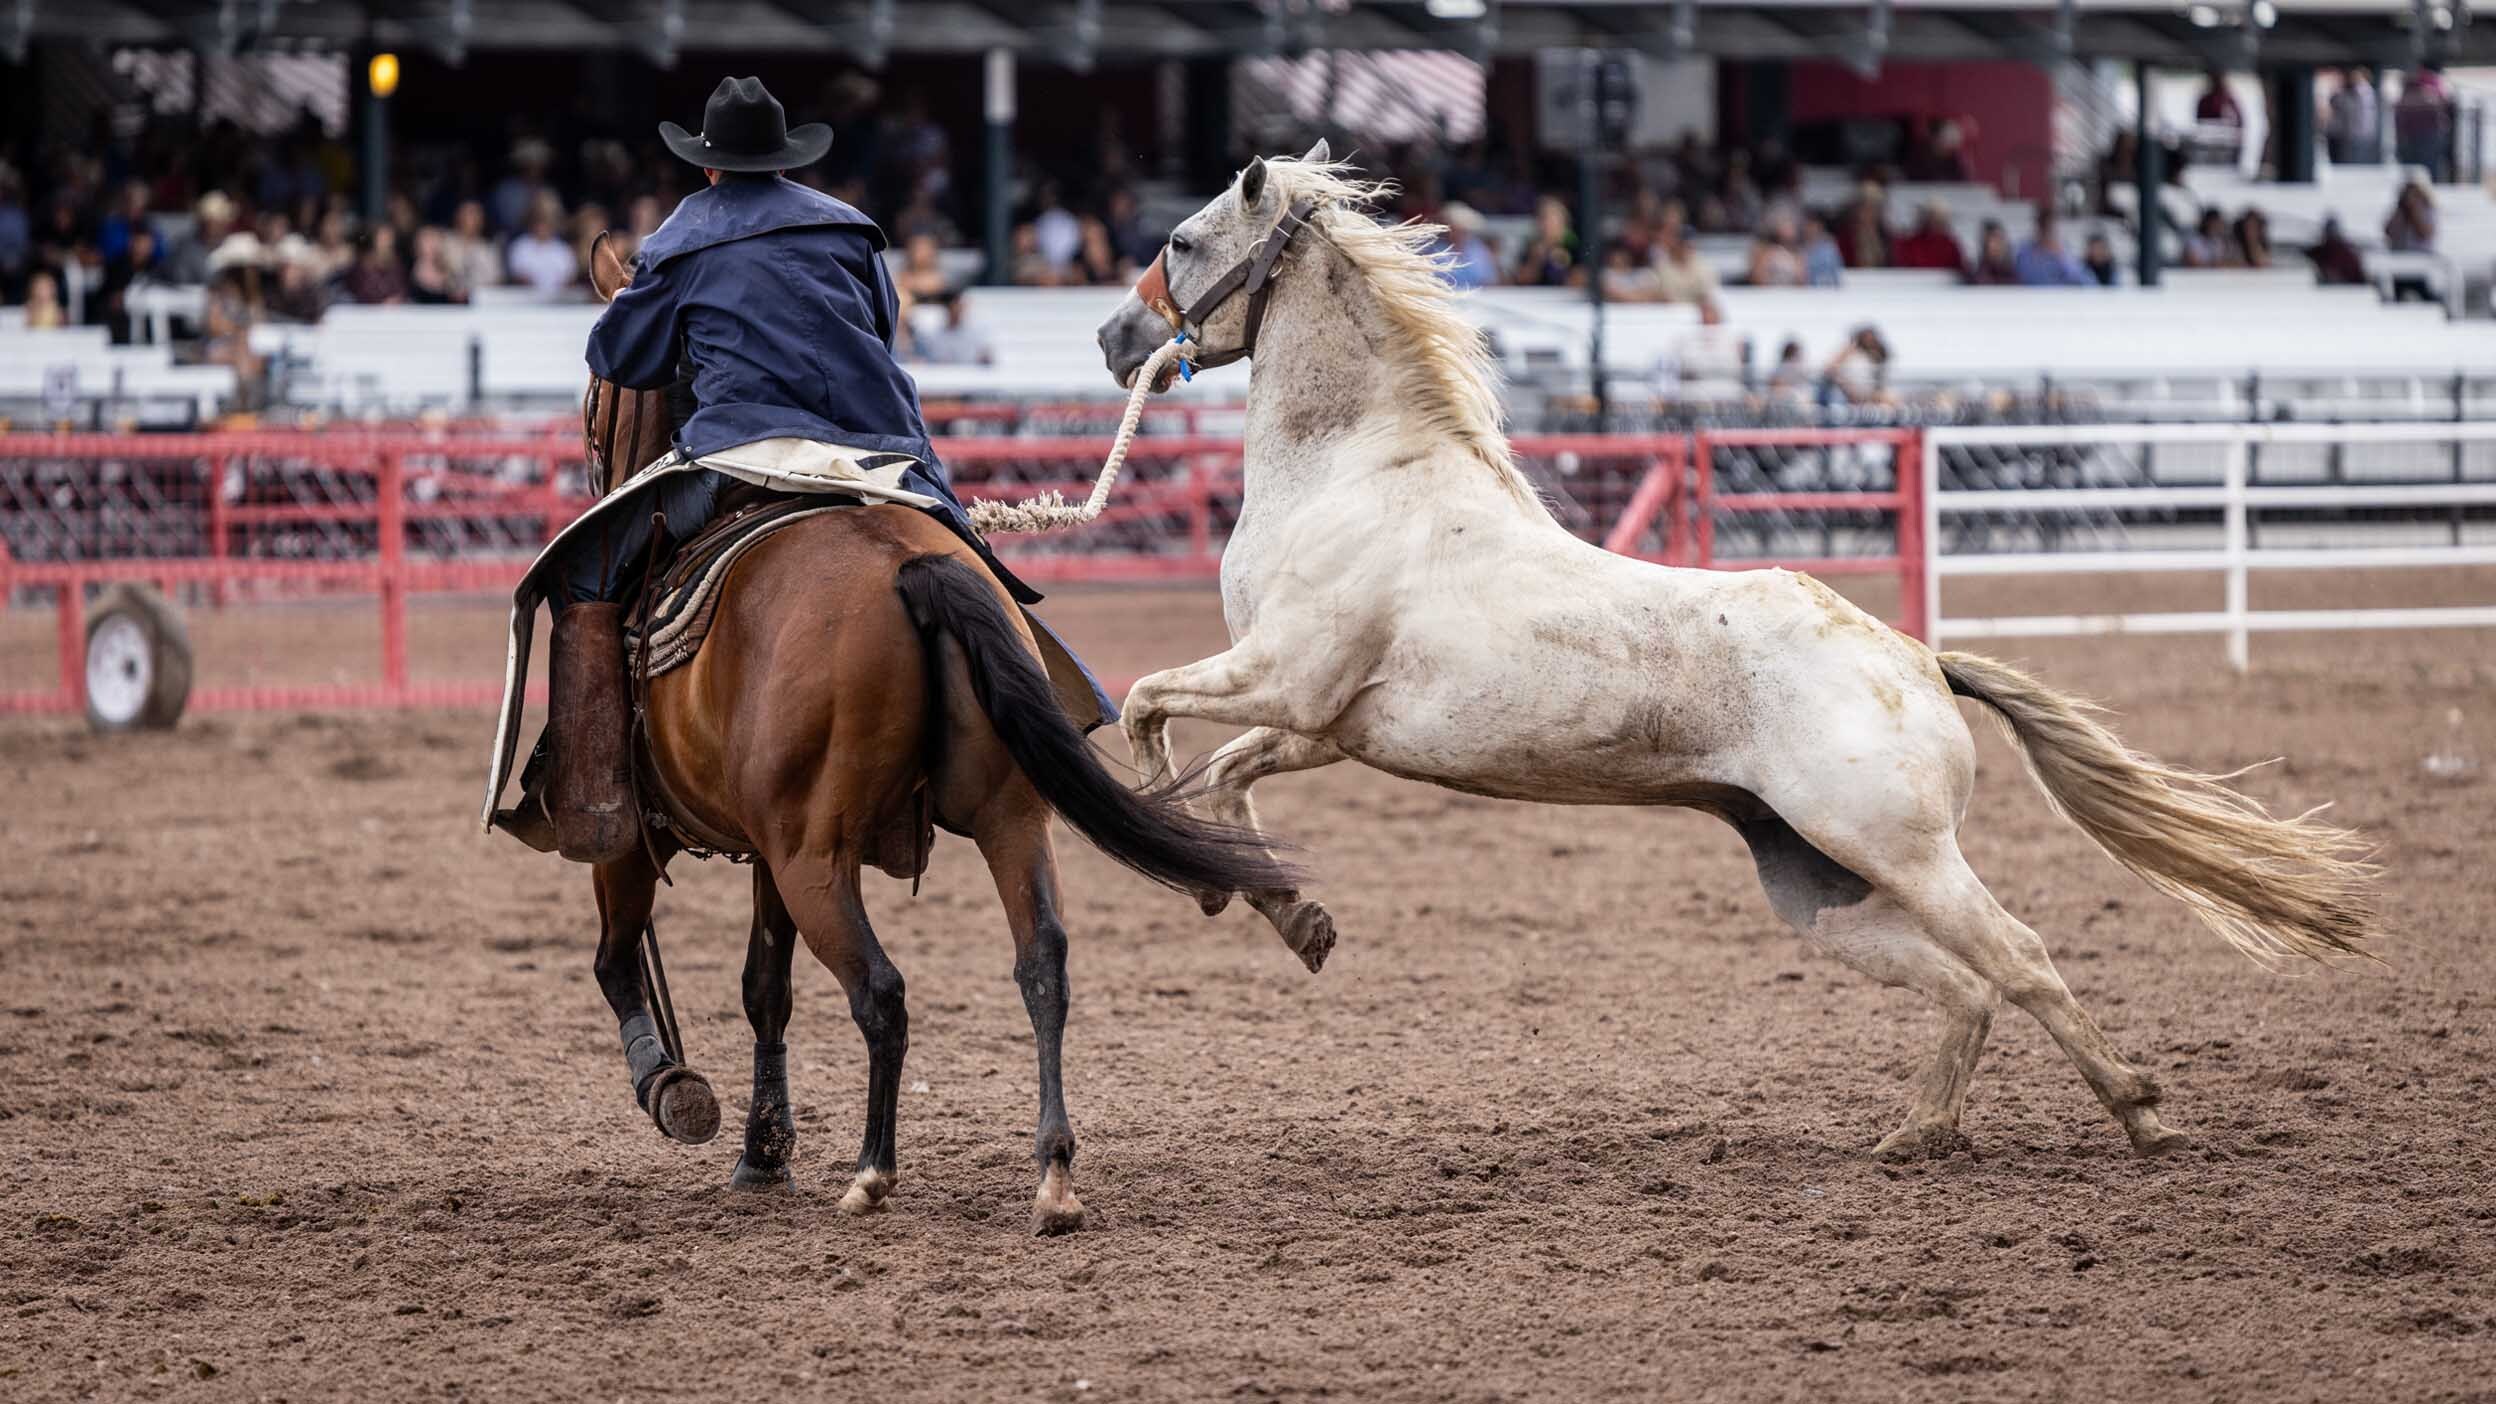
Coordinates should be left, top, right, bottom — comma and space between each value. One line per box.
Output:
1091, 148, 2379, 1160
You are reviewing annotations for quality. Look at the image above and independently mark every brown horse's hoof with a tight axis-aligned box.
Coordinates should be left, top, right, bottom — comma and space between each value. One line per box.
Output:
837, 1168, 895, 1216
647, 1068, 721, 1145
1030, 1163, 1085, 1236
728, 1156, 795, 1193
1197, 888, 1233, 918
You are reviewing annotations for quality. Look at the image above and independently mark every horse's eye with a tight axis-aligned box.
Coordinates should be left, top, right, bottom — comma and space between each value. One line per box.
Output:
1169, 234, 1193, 256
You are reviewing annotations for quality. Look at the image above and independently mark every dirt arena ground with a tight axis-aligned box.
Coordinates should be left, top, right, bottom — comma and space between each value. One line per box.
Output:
2, 576, 2492, 1402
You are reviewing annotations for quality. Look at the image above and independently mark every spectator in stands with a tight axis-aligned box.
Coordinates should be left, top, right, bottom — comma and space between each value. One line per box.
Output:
1889, 200, 1965, 271
2384, 180, 2437, 252
1745, 209, 1805, 287
2081, 232, 2121, 286
2328, 68, 2381, 165
2013, 212, 2090, 286
267, 254, 329, 324
890, 182, 961, 246
1800, 214, 1843, 287
507, 205, 578, 297
1008, 223, 1058, 286
2182, 208, 2235, 268
2233, 209, 2273, 269
1718, 150, 1764, 234
492, 138, 555, 235
2196, 69, 2244, 139
915, 290, 995, 366
446, 200, 502, 295
1600, 241, 1663, 302
1906, 118, 1974, 183
198, 266, 264, 402
305, 209, 355, 285
897, 231, 951, 301
1820, 324, 1893, 409
1652, 217, 1721, 305
408, 226, 466, 305
1071, 216, 1124, 285
160, 190, 236, 286
1434, 202, 1501, 290
1029, 181, 1083, 276
343, 226, 410, 305
22, 269, 65, 330
1662, 298, 1745, 396
1966, 220, 2018, 284
1764, 337, 1810, 406
2394, 67, 2453, 179
96, 226, 160, 342
96, 181, 151, 267
1513, 195, 1580, 287
2309, 216, 2369, 285
1103, 186, 1161, 270
1836, 180, 1889, 269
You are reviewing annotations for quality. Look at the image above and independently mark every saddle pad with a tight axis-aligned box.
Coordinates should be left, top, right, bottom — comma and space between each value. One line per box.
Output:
629, 498, 844, 679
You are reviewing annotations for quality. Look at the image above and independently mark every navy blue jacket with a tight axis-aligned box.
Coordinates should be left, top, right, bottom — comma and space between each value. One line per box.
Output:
586, 176, 1037, 601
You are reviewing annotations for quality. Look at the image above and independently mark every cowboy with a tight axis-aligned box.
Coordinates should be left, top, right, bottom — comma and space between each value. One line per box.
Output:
538, 76, 1080, 863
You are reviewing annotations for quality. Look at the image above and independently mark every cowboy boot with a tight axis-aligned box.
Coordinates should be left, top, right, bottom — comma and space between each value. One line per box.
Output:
548, 602, 640, 864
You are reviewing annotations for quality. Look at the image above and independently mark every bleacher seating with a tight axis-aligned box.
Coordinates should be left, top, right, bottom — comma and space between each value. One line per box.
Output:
0, 324, 237, 425
9, 265, 2496, 424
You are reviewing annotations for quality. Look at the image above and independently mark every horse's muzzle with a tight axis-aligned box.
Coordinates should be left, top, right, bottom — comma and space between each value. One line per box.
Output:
1096, 295, 1168, 391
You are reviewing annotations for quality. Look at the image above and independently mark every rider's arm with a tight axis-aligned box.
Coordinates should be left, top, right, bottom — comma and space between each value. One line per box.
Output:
585, 258, 683, 390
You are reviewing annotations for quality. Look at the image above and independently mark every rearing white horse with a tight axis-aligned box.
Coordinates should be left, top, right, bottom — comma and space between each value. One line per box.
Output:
1092, 148, 2379, 1160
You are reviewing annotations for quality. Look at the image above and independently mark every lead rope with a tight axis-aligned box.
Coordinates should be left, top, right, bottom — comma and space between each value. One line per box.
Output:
966, 336, 1189, 535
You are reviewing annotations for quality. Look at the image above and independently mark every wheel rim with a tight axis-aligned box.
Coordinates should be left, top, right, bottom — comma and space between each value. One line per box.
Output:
87, 614, 153, 726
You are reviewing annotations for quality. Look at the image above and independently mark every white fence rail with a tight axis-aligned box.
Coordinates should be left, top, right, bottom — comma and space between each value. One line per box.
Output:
1920, 422, 2496, 670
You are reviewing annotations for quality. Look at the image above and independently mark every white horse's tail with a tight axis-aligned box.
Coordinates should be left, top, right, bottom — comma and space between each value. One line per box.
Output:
1938, 651, 2380, 969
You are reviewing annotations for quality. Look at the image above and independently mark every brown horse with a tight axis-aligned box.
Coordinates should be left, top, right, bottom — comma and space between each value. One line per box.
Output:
575, 240, 1292, 1233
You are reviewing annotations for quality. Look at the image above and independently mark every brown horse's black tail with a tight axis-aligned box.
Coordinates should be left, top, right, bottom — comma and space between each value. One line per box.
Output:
895, 555, 1301, 897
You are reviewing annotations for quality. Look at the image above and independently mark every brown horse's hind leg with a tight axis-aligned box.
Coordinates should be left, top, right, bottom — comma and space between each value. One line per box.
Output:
973, 804, 1086, 1236
774, 853, 909, 1214
729, 863, 800, 1193
592, 850, 720, 1146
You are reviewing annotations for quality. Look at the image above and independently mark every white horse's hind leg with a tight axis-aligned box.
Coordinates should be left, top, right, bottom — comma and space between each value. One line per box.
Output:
1740, 816, 1999, 1158
1877, 843, 2195, 1158
1199, 728, 1346, 971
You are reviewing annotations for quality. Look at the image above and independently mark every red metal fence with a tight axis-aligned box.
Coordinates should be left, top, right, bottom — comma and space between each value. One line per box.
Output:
0, 427, 1921, 715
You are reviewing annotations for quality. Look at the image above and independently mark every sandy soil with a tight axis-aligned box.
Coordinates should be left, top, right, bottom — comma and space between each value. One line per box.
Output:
2, 580, 2492, 1403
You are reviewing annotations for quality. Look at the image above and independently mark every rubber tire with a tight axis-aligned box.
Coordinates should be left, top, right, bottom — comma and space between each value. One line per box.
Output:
83, 584, 193, 733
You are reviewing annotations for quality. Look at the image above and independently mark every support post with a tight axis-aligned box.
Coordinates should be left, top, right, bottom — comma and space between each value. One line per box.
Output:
1897, 430, 1929, 642
57, 578, 85, 715
2271, 66, 2317, 181
982, 49, 1014, 288
2134, 63, 2164, 288
360, 56, 390, 229
1918, 429, 1943, 646
379, 451, 408, 698
2222, 436, 2249, 673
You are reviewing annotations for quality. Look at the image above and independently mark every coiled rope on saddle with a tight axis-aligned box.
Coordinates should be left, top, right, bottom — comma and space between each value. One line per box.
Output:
966, 337, 1188, 535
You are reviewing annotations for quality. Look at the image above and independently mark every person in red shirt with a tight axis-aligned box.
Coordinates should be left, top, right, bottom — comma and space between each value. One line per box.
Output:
1889, 201, 1966, 270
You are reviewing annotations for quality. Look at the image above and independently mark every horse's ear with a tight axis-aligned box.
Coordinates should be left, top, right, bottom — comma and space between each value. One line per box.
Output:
1239, 157, 1268, 209
588, 232, 633, 302
1302, 138, 1331, 165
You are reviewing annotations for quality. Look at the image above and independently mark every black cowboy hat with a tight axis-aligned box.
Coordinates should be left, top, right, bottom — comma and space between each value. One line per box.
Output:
659, 76, 832, 173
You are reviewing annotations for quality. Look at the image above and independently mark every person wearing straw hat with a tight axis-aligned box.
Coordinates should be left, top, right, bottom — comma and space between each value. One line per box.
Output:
517, 76, 1106, 863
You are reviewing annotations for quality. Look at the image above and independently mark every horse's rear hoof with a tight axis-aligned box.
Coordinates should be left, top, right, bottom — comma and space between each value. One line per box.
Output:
648, 1069, 721, 1145
1031, 1162, 1085, 1236
729, 1156, 795, 1193
2130, 1126, 2197, 1159
1283, 901, 1336, 974
1197, 888, 1233, 918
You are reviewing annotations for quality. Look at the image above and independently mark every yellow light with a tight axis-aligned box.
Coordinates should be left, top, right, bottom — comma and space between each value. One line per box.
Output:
369, 52, 400, 99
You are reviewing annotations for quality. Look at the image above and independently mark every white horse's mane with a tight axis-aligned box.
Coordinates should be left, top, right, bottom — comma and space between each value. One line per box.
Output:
1263, 158, 1533, 499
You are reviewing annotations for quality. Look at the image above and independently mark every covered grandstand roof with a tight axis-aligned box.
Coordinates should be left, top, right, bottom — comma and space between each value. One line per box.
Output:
11, 1, 2489, 70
